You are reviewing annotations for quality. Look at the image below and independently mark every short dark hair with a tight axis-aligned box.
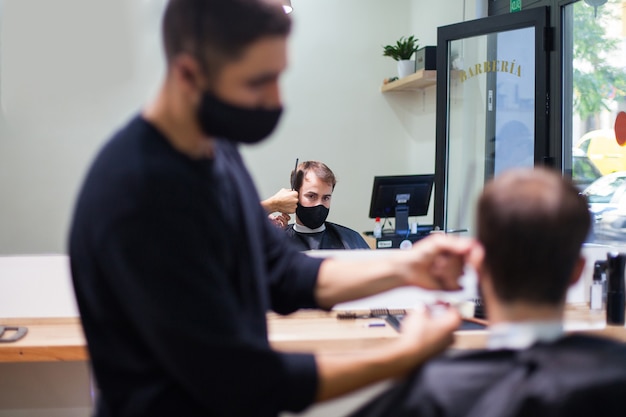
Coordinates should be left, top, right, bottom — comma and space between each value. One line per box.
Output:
477, 168, 590, 305
162, 0, 291, 81
292, 161, 337, 192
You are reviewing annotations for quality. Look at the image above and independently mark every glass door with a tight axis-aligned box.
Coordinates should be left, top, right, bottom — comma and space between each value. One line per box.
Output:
434, 7, 549, 232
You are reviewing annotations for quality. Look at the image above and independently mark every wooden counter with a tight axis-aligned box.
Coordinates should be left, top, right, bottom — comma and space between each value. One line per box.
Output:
0, 317, 87, 362
267, 303, 626, 353
1, 303, 625, 362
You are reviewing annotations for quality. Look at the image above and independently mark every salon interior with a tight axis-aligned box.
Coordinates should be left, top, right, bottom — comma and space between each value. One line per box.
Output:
1, 0, 626, 416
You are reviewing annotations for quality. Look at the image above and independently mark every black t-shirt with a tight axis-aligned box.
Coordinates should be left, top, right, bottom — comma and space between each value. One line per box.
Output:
69, 115, 323, 417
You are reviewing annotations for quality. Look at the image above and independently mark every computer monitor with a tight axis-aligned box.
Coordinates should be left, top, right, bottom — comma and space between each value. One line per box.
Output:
368, 174, 435, 235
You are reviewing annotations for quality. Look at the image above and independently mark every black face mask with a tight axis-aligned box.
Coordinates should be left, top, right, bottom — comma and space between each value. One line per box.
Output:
197, 91, 283, 144
296, 204, 330, 230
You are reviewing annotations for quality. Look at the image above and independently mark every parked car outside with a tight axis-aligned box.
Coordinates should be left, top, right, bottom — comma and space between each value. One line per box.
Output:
582, 171, 626, 244
572, 148, 603, 190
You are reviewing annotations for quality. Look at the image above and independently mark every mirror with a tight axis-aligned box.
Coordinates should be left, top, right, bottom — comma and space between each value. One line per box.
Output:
0, 0, 467, 254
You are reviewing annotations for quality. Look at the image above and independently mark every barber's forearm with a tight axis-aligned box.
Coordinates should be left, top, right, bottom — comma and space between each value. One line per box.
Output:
260, 198, 275, 214
262, 189, 298, 214
314, 258, 405, 310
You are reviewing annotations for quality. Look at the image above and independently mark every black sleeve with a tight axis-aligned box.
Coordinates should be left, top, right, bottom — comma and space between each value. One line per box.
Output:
97, 206, 318, 415
259, 206, 325, 314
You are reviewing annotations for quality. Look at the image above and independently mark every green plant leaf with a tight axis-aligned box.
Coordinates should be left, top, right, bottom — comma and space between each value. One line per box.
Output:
382, 35, 420, 60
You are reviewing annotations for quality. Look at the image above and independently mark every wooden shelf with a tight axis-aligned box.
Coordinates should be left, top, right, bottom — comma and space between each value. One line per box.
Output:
380, 69, 437, 92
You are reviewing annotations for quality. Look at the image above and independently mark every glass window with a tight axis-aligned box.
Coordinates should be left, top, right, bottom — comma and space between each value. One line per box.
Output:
564, 0, 626, 244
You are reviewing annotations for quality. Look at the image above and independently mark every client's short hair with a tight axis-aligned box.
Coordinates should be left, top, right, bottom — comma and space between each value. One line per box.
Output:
291, 161, 337, 192
162, 0, 291, 83
477, 168, 590, 305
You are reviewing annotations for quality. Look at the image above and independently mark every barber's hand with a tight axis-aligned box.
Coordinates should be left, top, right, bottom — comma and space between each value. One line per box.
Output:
396, 304, 460, 365
268, 212, 291, 229
395, 234, 477, 291
265, 188, 298, 214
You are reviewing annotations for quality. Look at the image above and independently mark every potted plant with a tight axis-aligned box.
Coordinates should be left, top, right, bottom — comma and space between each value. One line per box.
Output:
382, 35, 420, 78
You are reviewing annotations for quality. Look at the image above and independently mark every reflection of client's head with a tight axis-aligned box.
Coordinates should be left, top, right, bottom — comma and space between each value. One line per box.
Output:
494, 121, 533, 173
497, 120, 531, 145
291, 161, 337, 228
476, 168, 590, 320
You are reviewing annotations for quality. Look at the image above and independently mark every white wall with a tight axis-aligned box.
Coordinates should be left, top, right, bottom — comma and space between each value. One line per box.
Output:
0, 0, 167, 254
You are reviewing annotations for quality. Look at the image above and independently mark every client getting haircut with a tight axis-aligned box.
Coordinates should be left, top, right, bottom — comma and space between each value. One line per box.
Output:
291, 161, 337, 192
477, 168, 590, 305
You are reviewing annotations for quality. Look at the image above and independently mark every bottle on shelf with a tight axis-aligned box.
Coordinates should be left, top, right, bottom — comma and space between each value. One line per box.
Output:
590, 262, 604, 311
373, 217, 382, 238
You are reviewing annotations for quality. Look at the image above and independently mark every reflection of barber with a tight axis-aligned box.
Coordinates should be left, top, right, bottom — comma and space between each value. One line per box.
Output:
261, 188, 298, 228
493, 120, 534, 176
284, 161, 370, 250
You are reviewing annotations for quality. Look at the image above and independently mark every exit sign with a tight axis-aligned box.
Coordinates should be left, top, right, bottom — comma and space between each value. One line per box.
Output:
510, 0, 521, 12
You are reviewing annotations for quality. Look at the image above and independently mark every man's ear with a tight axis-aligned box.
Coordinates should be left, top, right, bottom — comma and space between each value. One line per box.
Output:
569, 256, 586, 288
468, 242, 490, 295
171, 53, 204, 94
468, 241, 485, 277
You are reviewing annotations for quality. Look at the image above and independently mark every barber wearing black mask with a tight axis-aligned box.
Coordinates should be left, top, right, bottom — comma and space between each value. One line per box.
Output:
285, 161, 370, 250
69, 1, 476, 416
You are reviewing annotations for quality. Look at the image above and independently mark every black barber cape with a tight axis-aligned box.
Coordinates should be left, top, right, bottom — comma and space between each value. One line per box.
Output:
69, 115, 324, 417
349, 334, 626, 417
284, 222, 370, 251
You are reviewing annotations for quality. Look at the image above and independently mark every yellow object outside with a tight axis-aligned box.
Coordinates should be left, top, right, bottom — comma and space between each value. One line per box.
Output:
576, 129, 626, 175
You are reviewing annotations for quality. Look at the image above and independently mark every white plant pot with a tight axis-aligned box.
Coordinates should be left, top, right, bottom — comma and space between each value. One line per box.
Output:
397, 60, 415, 78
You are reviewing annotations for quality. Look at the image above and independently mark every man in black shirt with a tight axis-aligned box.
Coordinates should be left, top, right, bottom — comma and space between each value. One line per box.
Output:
285, 160, 371, 250
69, 1, 476, 416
